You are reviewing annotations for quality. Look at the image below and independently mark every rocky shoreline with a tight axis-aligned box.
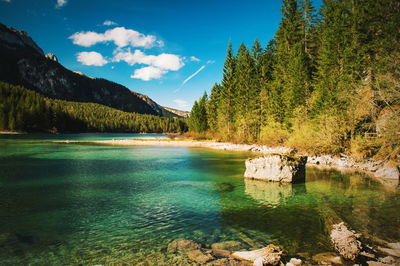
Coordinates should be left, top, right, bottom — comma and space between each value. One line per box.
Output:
161, 233, 400, 265
53, 139, 399, 185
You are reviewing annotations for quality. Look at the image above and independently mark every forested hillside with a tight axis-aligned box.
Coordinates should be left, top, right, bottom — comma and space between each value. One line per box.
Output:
0, 82, 187, 133
0, 23, 185, 117
189, 0, 399, 159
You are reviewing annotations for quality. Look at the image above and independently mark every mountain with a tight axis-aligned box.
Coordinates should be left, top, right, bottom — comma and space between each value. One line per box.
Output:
0, 23, 186, 117
162, 106, 190, 118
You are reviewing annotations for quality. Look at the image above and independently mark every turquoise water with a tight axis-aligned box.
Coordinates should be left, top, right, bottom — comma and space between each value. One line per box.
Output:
0, 134, 399, 265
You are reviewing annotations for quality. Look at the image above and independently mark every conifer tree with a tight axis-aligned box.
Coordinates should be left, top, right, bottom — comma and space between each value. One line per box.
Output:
219, 41, 237, 136
189, 92, 209, 133
206, 83, 222, 131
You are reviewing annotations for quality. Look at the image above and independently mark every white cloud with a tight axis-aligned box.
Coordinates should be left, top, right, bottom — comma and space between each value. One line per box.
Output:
56, 0, 67, 8
1, 0, 12, 3
173, 99, 190, 109
103, 20, 118, 26
190, 56, 200, 62
77, 51, 108, 66
131, 66, 167, 81
182, 65, 206, 86
70, 27, 161, 48
113, 49, 184, 71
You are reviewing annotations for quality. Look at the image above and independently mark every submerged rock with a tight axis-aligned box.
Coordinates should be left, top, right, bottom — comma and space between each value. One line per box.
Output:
167, 238, 201, 253
244, 155, 307, 183
367, 257, 399, 266
378, 255, 397, 264
214, 182, 235, 192
312, 252, 343, 265
212, 249, 232, 258
253, 253, 281, 266
187, 249, 214, 264
206, 258, 251, 266
211, 241, 243, 251
231, 244, 282, 264
377, 246, 400, 258
387, 243, 400, 250
286, 258, 302, 266
330, 222, 362, 260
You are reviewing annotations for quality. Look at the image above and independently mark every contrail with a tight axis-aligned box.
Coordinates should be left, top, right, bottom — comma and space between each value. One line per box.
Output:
174, 64, 206, 93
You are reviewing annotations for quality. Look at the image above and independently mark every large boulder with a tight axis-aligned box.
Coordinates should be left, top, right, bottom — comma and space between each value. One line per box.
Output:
244, 155, 307, 183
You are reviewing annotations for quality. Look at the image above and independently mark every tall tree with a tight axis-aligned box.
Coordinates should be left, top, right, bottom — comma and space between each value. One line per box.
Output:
189, 92, 209, 133
219, 41, 237, 136
206, 83, 222, 131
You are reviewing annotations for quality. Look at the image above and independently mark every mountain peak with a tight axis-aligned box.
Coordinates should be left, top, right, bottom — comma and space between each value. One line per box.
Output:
0, 23, 188, 118
0, 23, 44, 56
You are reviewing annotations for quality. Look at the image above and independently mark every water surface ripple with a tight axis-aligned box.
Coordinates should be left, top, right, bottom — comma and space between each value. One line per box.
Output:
0, 134, 398, 264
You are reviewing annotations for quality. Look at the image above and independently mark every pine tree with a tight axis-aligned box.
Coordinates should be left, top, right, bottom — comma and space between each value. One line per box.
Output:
259, 40, 277, 127
219, 41, 237, 136
206, 83, 222, 131
270, 0, 304, 124
189, 92, 209, 133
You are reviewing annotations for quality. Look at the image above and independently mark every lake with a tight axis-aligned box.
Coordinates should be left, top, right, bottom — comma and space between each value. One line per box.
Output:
0, 134, 399, 264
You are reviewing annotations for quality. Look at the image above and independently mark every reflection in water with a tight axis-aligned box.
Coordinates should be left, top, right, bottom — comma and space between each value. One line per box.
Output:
244, 178, 306, 206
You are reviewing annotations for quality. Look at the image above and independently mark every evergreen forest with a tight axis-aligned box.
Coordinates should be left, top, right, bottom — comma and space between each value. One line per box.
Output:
0, 82, 188, 133
189, 0, 400, 159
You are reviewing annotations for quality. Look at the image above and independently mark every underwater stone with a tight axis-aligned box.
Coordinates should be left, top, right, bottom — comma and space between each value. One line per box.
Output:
330, 222, 362, 260
211, 241, 243, 251
167, 238, 200, 253
312, 252, 343, 265
244, 155, 307, 183
187, 249, 214, 264
232, 244, 282, 263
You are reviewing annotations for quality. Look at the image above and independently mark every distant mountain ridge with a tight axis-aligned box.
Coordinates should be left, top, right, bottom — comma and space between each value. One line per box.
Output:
162, 106, 190, 118
0, 23, 187, 117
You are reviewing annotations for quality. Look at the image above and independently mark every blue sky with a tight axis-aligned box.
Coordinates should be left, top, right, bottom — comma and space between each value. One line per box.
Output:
0, 0, 321, 111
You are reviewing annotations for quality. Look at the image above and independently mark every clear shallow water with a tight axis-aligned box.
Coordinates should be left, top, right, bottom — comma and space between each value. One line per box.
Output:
0, 134, 399, 265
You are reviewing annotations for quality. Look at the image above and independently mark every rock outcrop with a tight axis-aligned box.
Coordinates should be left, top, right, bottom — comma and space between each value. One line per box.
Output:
163, 106, 190, 118
308, 154, 399, 181
45, 53, 58, 62
374, 162, 400, 180
244, 155, 307, 183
